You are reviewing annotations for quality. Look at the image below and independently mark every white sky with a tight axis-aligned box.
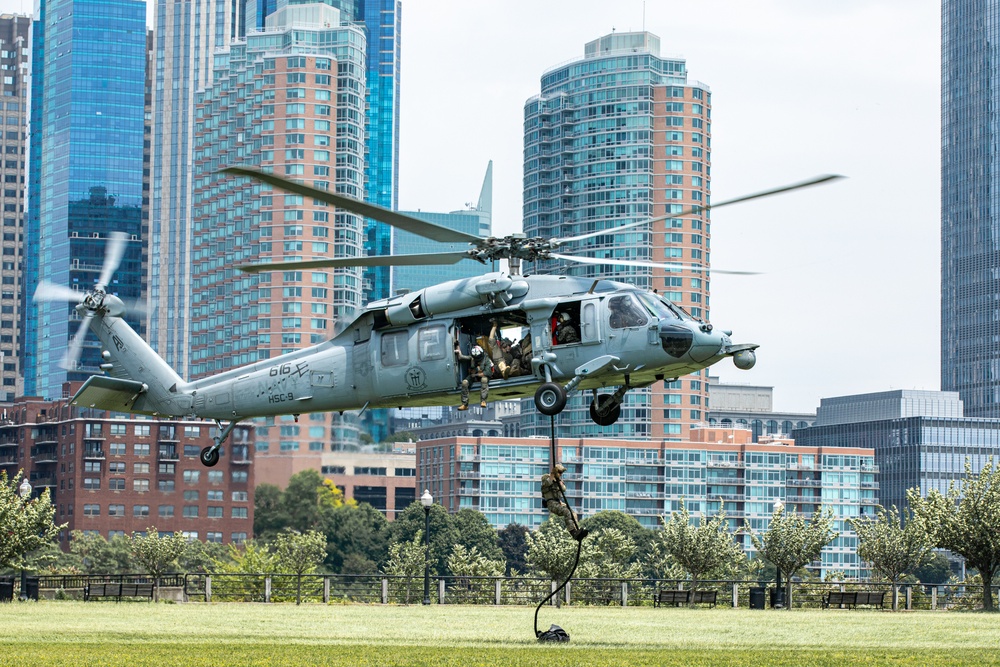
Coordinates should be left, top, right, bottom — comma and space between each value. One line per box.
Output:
2, 0, 941, 414
398, 0, 942, 414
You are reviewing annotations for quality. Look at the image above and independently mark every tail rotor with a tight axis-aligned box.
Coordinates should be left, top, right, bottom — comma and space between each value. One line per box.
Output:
32, 232, 129, 370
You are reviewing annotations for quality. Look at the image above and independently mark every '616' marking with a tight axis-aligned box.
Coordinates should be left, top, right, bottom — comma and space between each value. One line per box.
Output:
269, 392, 294, 404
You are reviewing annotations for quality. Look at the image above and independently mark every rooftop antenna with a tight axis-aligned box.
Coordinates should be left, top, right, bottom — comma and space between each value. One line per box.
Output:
643, 1, 646, 31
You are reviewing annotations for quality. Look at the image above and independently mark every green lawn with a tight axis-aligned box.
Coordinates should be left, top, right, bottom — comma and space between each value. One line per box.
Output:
1, 602, 999, 666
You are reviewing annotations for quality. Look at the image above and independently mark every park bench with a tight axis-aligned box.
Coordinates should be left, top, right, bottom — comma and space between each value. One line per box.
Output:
654, 589, 717, 608
84, 582, 154, 602
822, 590, 885, 610
692, 589, 718, 608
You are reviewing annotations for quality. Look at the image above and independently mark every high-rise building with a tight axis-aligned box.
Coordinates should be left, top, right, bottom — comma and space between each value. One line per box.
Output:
706, 376, 816, 442
191, 3, 367, 486
941, 0, 1000, 418
24, 0, 146, 399
521, 31, 711, 441
147, 0, 241, 378
0, 14, 29, 404
245, 0, 403, 304
391, 161, 492, 295
793, 389, 1000, 513
416, 430, 877, 579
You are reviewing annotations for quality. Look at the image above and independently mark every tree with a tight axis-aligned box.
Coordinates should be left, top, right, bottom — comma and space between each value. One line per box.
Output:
909, 459, 1000, 610
913, 552, 953, 585
253, 483, 289, 540
659, 501, 745, 600
576, 527, 642, 580
452, 509, 503, 565
67, 530, 134, 574
209, 540, 276, 602
389, 501, 458, 575
498, 523, 529, 575
383, 530, 426, 604
128, 528, 188, 601
324, 502, 390, 573
281, 469, 349, 534
850, 505, 935, 610
581, 511, 654, 565
526, 518, 579, 582
749, 504, 837, 606
178, 540, 230, 574
272, 529, 327, 605
0, 472, 64, 572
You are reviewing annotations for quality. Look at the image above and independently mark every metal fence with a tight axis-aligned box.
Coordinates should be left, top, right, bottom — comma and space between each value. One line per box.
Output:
27, 573, 997, 610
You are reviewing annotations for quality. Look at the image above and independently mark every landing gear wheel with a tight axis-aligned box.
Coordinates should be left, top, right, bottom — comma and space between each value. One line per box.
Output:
534, 382, 567, 416
589, 394, 621, 426
200, 446, 220, 467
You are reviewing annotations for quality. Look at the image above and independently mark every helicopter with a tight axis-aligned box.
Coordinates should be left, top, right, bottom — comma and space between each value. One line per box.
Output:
34, 167, 841, 467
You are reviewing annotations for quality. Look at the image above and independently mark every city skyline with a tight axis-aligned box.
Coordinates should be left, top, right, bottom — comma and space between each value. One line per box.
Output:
0, 0, 940, 414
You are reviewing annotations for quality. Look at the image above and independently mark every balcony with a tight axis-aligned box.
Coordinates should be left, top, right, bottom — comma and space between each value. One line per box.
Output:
0, 454, 18, 466
785, 494, 821, 504
29, 474, 56, 488
786, 478, 822, 487
230, 456, 252, 466
30, 445, 57, 463
157, 448, 179, 462
84, 447, 105, 460
706, 459, 743, 468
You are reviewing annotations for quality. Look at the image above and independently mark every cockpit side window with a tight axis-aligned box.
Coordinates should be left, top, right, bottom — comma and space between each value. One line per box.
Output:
637, 292, 678, 320
608, 294, 648, 329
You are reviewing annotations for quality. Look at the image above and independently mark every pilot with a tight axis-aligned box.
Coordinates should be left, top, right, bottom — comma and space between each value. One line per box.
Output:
553, 312, 580, 345
455, 343, 490, 410
609, 297, 646, 328
540, 464, 587, 541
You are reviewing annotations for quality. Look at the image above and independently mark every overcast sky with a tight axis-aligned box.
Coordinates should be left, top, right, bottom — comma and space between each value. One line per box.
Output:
2, 0, 941, 414
399, 0, 941, 414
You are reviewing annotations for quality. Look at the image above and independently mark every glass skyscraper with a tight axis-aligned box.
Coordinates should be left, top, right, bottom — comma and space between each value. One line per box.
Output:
941, 0, 1000, 418
521, 31, 712, 441
24, 0, 146, 399
148, 0, 240, 378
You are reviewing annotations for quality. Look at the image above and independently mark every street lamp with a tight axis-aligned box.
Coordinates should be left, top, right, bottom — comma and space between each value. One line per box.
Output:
18, 478, 31, 601
420, 489, 433, 605
772, 499, 784, 609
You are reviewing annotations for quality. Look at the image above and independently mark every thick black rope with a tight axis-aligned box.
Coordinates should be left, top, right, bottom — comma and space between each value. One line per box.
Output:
534, 413, 586, 639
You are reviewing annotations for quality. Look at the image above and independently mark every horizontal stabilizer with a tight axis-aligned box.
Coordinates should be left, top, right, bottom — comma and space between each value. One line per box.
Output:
71, 376, 147, 413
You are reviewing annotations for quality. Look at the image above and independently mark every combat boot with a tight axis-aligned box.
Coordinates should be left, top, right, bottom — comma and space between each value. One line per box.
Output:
458, 404, 469, 411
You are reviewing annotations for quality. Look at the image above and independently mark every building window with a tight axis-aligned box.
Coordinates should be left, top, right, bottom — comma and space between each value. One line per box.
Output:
108, 504, 125, 517
232, 507, 248, 519
133, 505, 150, 517
83, 477, 100, 490
83, 504, 100, 516
133, 479, 149, 493
159, 505, 174, 518
183, 470, 200, 484
183, 506, 199, 518
207, 506, 223, 518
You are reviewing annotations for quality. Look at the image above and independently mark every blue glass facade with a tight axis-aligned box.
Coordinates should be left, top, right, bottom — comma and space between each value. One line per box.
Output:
25, 0, 146, 399
941, 0, 1000, 418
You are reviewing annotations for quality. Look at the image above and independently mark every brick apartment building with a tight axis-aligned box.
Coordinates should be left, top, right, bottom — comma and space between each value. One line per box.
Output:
0, 394, 254, 546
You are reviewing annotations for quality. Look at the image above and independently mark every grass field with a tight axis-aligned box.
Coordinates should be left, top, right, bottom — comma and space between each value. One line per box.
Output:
1, 602, 999, 666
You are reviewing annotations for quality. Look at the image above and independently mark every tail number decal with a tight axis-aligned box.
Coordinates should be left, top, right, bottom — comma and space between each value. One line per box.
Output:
269, 392, 295, 404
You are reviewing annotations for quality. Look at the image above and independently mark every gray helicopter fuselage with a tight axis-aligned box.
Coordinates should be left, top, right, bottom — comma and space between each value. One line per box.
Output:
74, 272, 752, 421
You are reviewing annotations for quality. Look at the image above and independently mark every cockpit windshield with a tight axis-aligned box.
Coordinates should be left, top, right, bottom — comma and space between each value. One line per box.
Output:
637, 291, 687, 321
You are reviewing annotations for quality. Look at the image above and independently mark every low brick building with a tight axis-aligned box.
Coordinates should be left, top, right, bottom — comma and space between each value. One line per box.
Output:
0, 394, 254, 546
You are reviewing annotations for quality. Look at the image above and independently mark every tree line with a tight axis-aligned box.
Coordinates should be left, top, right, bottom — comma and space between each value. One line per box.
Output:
4, 461, 1000, 609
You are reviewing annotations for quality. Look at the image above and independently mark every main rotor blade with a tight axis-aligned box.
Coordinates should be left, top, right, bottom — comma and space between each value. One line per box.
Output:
238, 251, 474, 274
61, 310, 95, 370
549, 253, 760, 275
556, 174, 845, 244
34, 281, 86, 303
97, 232, 128, 291
222, 167, 484, 245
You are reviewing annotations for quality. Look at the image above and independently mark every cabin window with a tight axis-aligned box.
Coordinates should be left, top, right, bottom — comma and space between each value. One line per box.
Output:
608, 294, 648, 329
418, 325, 446, 361
380, 331, 409, 367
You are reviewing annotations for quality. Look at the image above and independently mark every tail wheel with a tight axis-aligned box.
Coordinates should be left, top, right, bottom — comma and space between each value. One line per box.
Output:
589, 394, 621, 426
200, 446, 220, 467
534, 382, 568, 416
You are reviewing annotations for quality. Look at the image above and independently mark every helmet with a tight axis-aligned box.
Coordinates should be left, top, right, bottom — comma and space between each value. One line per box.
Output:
558, 312, 571, 323
471, 345, 484, 358
554, 463, 566, 474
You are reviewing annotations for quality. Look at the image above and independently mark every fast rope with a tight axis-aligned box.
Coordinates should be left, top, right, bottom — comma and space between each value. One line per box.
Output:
534, 414, 587, 642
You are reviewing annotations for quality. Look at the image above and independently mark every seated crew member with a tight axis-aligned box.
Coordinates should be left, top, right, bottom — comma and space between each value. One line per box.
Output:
609, 296, 647, 328
553, 311, 580, 344
455, 343, 491, 410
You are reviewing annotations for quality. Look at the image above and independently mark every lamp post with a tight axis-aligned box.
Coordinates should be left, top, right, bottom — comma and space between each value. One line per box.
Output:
772, 499, 784, 609
18, 478, 31, 601
420, 489, 433, 605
